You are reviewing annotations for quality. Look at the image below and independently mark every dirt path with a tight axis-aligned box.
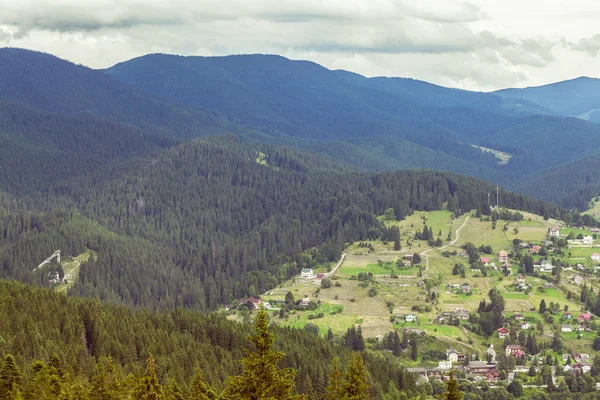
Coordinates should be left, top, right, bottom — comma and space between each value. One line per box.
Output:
327, 253, 346, 277
420, 216, 470, 272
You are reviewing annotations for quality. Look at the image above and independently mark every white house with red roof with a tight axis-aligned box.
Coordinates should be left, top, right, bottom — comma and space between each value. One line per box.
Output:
498, 327, 509, 338
506, 345, 525, 357
592, 253, 600, 262
549, 226, 560, 237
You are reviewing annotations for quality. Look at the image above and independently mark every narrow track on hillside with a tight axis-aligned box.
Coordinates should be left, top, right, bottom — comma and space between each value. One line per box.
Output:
420, 216, 470, 273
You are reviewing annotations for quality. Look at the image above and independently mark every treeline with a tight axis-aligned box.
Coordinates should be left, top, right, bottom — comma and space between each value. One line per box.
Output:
0, 137, 566, 311
0, 280, 420, 399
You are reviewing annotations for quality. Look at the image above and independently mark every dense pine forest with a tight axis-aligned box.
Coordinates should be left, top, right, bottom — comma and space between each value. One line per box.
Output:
0, 136, 564, 311
0, 280, 419, 399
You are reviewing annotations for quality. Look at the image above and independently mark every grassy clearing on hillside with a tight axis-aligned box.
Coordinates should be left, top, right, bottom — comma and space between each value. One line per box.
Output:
584, 198, 600, 218
264, 208, 596, 355
55, 250, 94, 293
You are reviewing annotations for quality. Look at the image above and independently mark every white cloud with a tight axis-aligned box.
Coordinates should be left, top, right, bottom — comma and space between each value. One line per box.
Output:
0, 0, 598, 90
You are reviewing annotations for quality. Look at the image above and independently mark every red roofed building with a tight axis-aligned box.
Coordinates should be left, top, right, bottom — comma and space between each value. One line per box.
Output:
316, 273, 325, 280
529, 246, 542, 254
578, 313, 592, 323
480, 257, 489, 264
505, 345, 525, 358
498, 327, 509, 339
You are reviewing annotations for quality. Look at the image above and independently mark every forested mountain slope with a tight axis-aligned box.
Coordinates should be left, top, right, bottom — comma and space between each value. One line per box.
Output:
0, 136, 564, 312
0, 280, 420, 398
4, 48, 600, 203
104, 53, 600, 186
0, 48, 236, 139
495, 76, 600, 121
510, 154, 600, 210
0, 101, 178, 195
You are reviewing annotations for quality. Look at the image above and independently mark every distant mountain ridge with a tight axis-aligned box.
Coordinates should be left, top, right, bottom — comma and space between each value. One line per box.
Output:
3, 48, 600, 209
0, 48, 237, 139
494, 76, 600, 122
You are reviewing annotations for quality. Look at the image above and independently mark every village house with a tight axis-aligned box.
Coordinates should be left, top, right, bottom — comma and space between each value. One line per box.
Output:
584, 236, 594, 245
433, 316, 445, 324
544, 240, 554, 247
498, 250, 508, 263
480, 257, 489, 265
427, 370, 444, 381
578, 313, 592, 323
529, 245, 542, 254
454, 308, 470, 320
539, 259, 554, 273
316, 273, 325, 281
563, 312, 573, 319
515, 274, 526, 284
404, 254, 414, 261
438, 361, 453, 370
505, 345, 525, 358
592, 253, 600, 262
468, 361, 497, 375
521, 322, 531, 330
514, 313, 524, 320
543, 283, 555, 288
591, 228, 600, 234
573, 354, 590, 363
446, 348, 460, 363
461, 285, 471, 293
239, 296, 262, 309
594, 266, 600, 274
301, 268, 314, 278
562, 324, 573, 332
549, 226, 560, 237
405, 314, 417, 322
405, 328, 425, 336
498, 327, 509, 339
578, 325, 586, 331
300, 298, 311, 307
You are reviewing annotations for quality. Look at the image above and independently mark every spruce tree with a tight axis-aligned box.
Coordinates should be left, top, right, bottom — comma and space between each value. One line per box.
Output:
325, 358, 344, 400
445, 371, 462, 400
91, 357, 125, 400
189, 369, 217, 400
0, 355, 22, 400
341, 353, 369, 400
131, 354, 163, 400
539, 299, 547, 314
222, 306, 304, 399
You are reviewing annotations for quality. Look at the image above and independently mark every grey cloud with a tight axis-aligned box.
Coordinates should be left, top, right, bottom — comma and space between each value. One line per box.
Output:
0, 0, 483, 34
0, 28, 11, 41
570, 33, 600, 56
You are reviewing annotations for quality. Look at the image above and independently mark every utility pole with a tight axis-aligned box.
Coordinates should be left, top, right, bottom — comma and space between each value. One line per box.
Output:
496, 187, 499, 208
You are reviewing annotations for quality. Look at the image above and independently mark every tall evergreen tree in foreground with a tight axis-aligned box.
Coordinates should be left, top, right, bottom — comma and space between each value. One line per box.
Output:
0, 355, 22, 400
341, 353, 370, 400
190, 369, 218, 400
445, 371, 462, 400
131, 354, 163, 400
222, 306, 304, 399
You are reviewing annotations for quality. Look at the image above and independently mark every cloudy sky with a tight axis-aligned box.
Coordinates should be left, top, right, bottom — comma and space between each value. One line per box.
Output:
1, 0, 599, 91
